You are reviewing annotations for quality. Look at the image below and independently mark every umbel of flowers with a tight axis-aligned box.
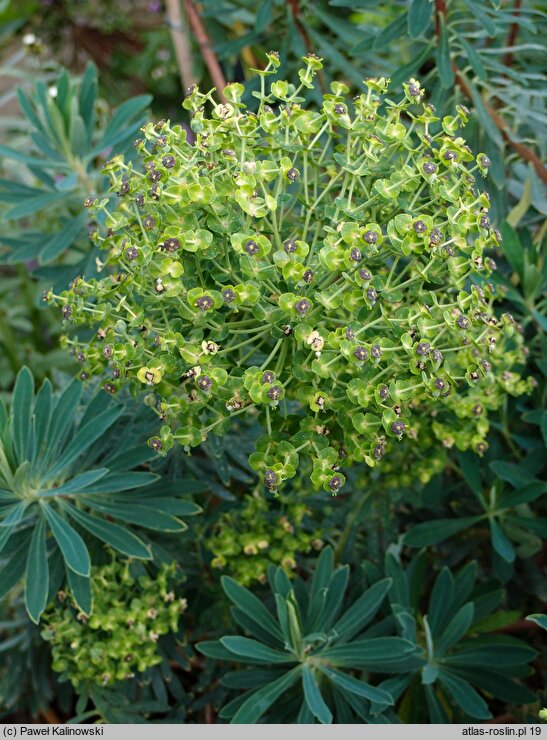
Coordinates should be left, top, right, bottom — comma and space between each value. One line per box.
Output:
53, 53, 532, 494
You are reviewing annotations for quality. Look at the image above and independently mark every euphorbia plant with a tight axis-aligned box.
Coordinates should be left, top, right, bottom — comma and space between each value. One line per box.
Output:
53, 54, 532, 493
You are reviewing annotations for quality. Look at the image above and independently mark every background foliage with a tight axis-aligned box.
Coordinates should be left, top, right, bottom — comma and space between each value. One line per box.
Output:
0, 0, 545, 725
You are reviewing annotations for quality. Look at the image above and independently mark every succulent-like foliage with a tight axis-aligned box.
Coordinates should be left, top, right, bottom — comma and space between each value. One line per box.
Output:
0, 367, 201, 623
197, 547, 538, 724
42, 559, 187, 688
56, 56, 532, 494
198, 547, 422, 724
0, 63, 151, 279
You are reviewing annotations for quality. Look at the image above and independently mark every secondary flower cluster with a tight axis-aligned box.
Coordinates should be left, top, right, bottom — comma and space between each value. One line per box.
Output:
207, 495, 323, 585
41, 560, 186, 688
54, 54, 532, 493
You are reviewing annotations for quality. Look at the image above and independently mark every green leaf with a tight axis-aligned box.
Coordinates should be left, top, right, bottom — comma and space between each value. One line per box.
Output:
308, 545, 334, 624
446, 640, 538, 667
436, 15, 454, 88
459, 38, 486, 81
489, 519, 515, 562
79, 62, 98, 136
302, 665, 332, 724
408, 0, 432, 38
25, 518, 49, 623
497, 481, 546, 509
435, 603, 474, 656
500, 221, 525, 276
463, 75, 502, 147
40, 213, 87, 263
526, 613, 547, 630
505, 515, 547, 538
372, 12, 408, 51
318, 665, 393, 706
96, 95, 152, 152
0, 537, 29, 600
32, 379, 52, 464
490, 460, 535, 488
447, 666, 537, 705
231, 667, 302, 724
39, 379, 83, 472
321, 637, 420, 670
66, 565, 93, 616
63, 503, 151, 559
80, 500, 185, 532
11, 366, 34, 465
39, 468, 109, 497
3, 191, 68, 221
0, 143, 68, 171
428, 568, 455, 636
438, 670, 491, 719
461, 0, 497, 36
222, 576, 283, 642
42, 504, 91, 576
196, 640, 238, 661
404, 516, 483, 547
48, 405, 124, 479
456, 450, 483, 501
220, 636, 296, 664
390, 46, 432, 89
332, 578, 392, 642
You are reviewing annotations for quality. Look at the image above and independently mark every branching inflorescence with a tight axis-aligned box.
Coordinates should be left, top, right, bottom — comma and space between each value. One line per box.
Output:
54, 53, 532, 494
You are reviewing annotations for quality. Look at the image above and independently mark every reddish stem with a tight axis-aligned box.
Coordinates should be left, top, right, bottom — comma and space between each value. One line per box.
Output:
502, 0, 523, 67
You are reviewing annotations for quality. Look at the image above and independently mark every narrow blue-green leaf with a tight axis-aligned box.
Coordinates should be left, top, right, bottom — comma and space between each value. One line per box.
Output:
448, 666, 536, 705
78, 62, 98, 137
408, 0, 432, 38
461, 0, 497, 36
464, 76, 502, 147
0, 501, 29, 527
66, 565, 93, 616
318, 665, 393, 706
40, 212, 86, 263
231, 667, 302, 724
196, 640, 239, 661
490, 460, 535, 488
321, 637, 420, 669
11, 366, 34, 465
490, 519, 515, 562
38, 468, 109, 497
308, 545, 334, 623
47, 405, 124, 479
42, 504, 90, 576
456, 450, 483, 498
302, 665, 332, 724
507, 515, 547, 538
0, 537, 29, 600
77, 471, 158, 494
435, 603, 474, 656
0, 143, 67, 170
63, 503, 151, 559
25, 517, 49, 623
4, 191, 68, 221
497, 481, 546, 509
459, 38, 486, 81
527, 613, 547, 630
372, 12, 408, 51
315, 565, 349, 632
221, 636, 295, 664
16, 87, 47, 135
428, 568, 455, 636
39, 379, 83, 472
222, 576, 283, 642
436, 15, 454, 88
332, 578, 392, 642
101, 95, 152, 142
404, 516, 483, 547
32, 378, 52, 464
438, 670, 491, 719
82, 500, 185, 532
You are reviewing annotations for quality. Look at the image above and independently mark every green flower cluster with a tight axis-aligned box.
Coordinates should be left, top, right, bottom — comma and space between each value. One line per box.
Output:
41, 560, 186, 688
207, 495, 323, 586
54, 54, 532, 493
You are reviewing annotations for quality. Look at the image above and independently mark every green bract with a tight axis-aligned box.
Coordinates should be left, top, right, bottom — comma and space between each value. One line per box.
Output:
55, 56, 532, 493
207, 494, 323, 586
0, 367, 202, 623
